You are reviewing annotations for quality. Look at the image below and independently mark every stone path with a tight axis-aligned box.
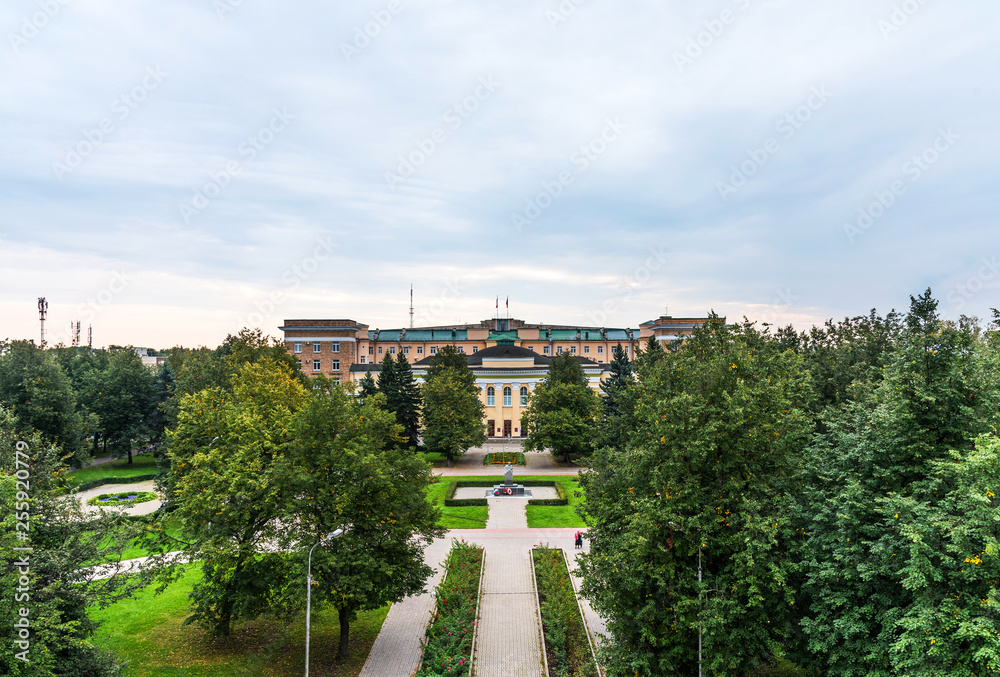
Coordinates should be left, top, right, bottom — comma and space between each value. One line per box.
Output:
485, 496, 529, 529
474, 545, 544, 677
74, 480, 163, 516
357, 537, 452, 677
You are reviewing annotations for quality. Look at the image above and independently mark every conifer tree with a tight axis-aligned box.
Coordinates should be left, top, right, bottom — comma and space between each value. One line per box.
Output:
357, 370, 378, 405
393, 351, 422, 447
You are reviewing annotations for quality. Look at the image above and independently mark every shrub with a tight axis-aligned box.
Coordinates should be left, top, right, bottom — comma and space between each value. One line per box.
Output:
482, 451, 525, 465
533, 546, 597, 677
416, 539, 484, 677
86, 490, 158, 507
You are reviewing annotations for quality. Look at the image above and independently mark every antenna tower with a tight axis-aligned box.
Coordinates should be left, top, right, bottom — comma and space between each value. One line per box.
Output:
409, 284, 414, 329
37, 297, 48, 348
71, 321, 81, 347
88, 324, 92, 349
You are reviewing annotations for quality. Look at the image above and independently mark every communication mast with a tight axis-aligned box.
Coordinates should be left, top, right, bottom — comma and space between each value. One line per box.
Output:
88, 324, 93, 349
71, 321, 81, 347
409, 284, 414, 329
37, 297, 48, 348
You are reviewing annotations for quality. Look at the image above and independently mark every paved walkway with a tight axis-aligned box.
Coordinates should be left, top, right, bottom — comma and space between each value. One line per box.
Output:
357, 537, 452, 677
475, 545, 544, 676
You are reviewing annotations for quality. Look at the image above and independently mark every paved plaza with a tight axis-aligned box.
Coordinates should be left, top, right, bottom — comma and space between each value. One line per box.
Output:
358, 450, 606, 677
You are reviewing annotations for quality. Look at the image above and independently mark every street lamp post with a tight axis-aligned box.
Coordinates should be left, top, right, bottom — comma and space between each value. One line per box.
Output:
305, 528, 344, 677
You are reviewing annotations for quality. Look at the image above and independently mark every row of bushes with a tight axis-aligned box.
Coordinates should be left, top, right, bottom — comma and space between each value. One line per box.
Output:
532, 546, 598, 677
416, 539, 484, 677
442, 480, 569, 507
482, 451, 525, 465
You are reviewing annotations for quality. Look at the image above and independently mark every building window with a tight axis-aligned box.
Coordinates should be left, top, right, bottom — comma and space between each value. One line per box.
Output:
570, 346, 577, 355
557, 346, 563, 354
369, 346, 374, 355
332, 376, 341, 384
390, 347, 396, 354
417, 346, 423, 354
331, 360, 340, 371
457, 346, 464, 353
403, 346, 410, 354
584, 346, 590, 354
543, 346, 550, 355
430, 346, 437, 354
472, 346, 478, 353
520, 386, 528, 405
294, 341, 302, 353
360, 356, 367, 364
313, 342, 321, 353
487, 386, 495, 407
597, 346, 604, 354
313, 360, 321, 371
331, 342, 340, 353
378, 347, 383, 354
503, 387, 512, 407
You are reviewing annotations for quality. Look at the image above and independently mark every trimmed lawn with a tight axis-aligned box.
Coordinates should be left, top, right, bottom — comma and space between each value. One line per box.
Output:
426, 479, 488, 529
91, 566, 389, 677
421, 451, 449, 467
432, 475, 586, 529
67, 454, 158, 487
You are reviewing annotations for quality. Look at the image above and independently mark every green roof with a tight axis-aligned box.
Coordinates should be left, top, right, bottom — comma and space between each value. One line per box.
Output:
488, 330, 519, 341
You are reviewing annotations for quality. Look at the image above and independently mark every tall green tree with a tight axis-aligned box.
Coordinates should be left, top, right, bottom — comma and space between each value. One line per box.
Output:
597, 342, 636, 450
393, 352, 423, 447
426, 345, 472, 386
0, 406, 162, 677
81, 349, 156, 463
0, 340, 87, 463
791, 290, 1000, 676
523, 381, 600, 464
278, 385, 444, 658
357, 370, 378, 405
579, 315, 814, 677
166, 359, 308, 636
546, 351, 588, 388
422, 366, 486, 467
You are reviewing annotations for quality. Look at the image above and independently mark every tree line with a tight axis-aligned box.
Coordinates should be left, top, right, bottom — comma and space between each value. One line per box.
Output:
576, 291, 1000, 676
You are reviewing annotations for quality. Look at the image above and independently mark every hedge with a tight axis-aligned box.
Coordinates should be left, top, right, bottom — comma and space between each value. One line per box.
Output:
71, 474, 159, 493
442, 480, 569, 507
482, 451, 525, 466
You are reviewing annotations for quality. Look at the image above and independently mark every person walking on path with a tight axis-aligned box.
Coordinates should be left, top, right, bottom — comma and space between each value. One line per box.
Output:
574, 531, 583, 549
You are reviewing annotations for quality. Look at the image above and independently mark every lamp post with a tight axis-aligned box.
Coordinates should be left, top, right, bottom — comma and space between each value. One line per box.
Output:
305, 528, 344, 677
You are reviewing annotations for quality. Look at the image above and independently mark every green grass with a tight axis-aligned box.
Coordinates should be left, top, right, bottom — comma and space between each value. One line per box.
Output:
91, 566, 390, 676
429, 475, 586, 529
67, 454, 158, 487
421, 451, 450, 467
425, 480, 488, 529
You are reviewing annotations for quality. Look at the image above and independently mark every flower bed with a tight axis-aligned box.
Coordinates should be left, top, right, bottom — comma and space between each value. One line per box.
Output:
483, 451, 525, 466
86, 490, 158, 507
533, 546, 598, 677
416, 539, 484, 677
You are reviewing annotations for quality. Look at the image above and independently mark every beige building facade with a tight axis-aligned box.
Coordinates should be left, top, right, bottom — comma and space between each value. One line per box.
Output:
280, 314, 717, 437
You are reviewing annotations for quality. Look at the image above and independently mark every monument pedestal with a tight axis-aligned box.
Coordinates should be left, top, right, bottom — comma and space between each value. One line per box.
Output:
491, 483, 530, 496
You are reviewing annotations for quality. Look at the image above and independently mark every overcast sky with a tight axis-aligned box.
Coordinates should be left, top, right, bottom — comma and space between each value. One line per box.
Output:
1, 0, 997, 348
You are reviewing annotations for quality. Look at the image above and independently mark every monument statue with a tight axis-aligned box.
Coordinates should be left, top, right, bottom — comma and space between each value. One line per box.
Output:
504, 463, 514, 486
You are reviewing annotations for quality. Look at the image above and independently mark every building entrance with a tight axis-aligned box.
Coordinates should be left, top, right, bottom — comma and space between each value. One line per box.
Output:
503, 420, 512, 437
486, 419, 495, 438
